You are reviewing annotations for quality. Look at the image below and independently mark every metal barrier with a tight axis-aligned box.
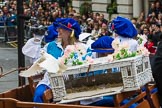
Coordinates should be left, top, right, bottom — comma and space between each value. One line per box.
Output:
0, 26, 6, 41
6, 26, 17, 41
0, 24, 47, 48
0, 25, 17, 41
5, 25, 45, 48
24, 25, 33, 40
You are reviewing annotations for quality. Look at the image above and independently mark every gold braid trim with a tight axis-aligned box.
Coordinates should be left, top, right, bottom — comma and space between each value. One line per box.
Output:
70, 29, 75, 45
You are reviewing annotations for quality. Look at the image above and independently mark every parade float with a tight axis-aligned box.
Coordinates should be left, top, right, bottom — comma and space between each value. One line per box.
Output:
0, 42, 159, 108
0, 13, 160, 107
45, 38, 153, 103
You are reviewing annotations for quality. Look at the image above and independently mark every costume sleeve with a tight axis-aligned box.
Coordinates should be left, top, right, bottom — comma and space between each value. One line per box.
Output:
42, 43, 49, 52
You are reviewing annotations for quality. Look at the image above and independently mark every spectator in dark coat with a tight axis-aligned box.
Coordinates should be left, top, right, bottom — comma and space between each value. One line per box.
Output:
152, 23, 162, 46
151, 32, 162, 107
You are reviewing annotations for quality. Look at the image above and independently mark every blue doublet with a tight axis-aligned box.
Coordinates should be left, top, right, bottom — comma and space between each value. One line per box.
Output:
33, 84, 50, 103
47, 41, 63, 59
33, 41, 63, 103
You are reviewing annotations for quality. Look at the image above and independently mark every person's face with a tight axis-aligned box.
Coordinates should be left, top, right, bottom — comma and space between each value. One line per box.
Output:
155, 2, 160, 8
151, 24, 156, 30
57, 28, 71, 40
151, 3, 155, 9
94, 25, 99, 30
101, 29, 106, 34
155, 26, 160, 32
38, 8, 42, 13
11, 4, 16, 9
96, 16, 100, 21
158, 14, 162, 19
52, 11, 58, 18
3, 7, 8, 14
131, 19, 136, 25
45, 12, 48, 16
98, 20, 102, 24
143, 29, 149, 35
151, 12, 156, 17
92, 13, 96, 19
31, 11, 35, 16
82, 15, 86, 20
102, 25, 107, 29
100, 14, 104, 19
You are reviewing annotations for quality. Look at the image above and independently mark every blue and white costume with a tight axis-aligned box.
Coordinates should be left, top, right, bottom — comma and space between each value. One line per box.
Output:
33, 18, 82, 103
111, 16, 138, 52
33, 40, 64, 103
116, 35, 138, 52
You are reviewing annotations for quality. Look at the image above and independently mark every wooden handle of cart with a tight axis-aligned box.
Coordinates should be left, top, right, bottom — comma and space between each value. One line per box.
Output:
0, 67, 28, 78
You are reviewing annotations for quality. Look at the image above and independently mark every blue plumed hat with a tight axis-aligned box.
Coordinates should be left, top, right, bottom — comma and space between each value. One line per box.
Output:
91, 36, 114, 53
110, 16, 137, 38
45, 24, 58, 43
53, 18, 81, 39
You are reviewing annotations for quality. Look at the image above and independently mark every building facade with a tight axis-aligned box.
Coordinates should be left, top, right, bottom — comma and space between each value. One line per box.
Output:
72, 0, 156, 20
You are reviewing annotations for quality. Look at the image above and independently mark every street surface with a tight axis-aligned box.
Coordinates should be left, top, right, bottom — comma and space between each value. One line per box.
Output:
0, 42, 29, 92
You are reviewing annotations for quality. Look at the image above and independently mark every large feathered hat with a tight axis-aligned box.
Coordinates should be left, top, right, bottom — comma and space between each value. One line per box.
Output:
110, 16, 137, 38
44, 24, 58, 43
91, 36, 114, 53
53, 18, 81, 39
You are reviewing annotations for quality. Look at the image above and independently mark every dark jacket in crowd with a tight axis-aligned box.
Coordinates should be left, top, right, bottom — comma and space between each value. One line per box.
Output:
151, 41, 162, 106
152, 31, 161, 46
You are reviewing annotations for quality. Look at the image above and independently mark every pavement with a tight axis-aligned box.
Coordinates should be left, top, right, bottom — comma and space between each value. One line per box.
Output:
0, 42, 30, 93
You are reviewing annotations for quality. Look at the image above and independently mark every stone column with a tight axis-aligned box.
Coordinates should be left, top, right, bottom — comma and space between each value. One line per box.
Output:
72, 0, 91, 13
116, 0, 133, 19
144, 0, 149, 18
133, 0, 142, 18
92, 0, 111, 19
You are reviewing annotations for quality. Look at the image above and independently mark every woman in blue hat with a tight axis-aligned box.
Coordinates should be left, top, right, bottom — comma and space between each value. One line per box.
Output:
33, 18, 113, 106
33, 18, 107, 105
33, 18, 82, 103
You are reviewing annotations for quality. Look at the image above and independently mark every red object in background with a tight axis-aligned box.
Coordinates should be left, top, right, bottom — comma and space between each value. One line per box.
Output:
144, 41, 156, 54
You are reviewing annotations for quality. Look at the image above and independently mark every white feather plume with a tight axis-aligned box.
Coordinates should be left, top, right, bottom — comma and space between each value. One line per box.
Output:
38, 50, 59, 73
19, 55, 45, 77
19, 50, 60, 77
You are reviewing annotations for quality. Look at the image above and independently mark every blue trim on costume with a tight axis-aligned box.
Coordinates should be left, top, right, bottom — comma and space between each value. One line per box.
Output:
89, 96, 114, 106
121, 99, 138, 108
91, 49, 114, 53
33, 84, 50, 103
89, 95, 138, 107
47, 41, 63, 59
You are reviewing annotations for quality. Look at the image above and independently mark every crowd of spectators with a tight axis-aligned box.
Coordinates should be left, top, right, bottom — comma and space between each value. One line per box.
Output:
0, 0, 17, 26
0, 0, 161, 53
134, 0, 162, 54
